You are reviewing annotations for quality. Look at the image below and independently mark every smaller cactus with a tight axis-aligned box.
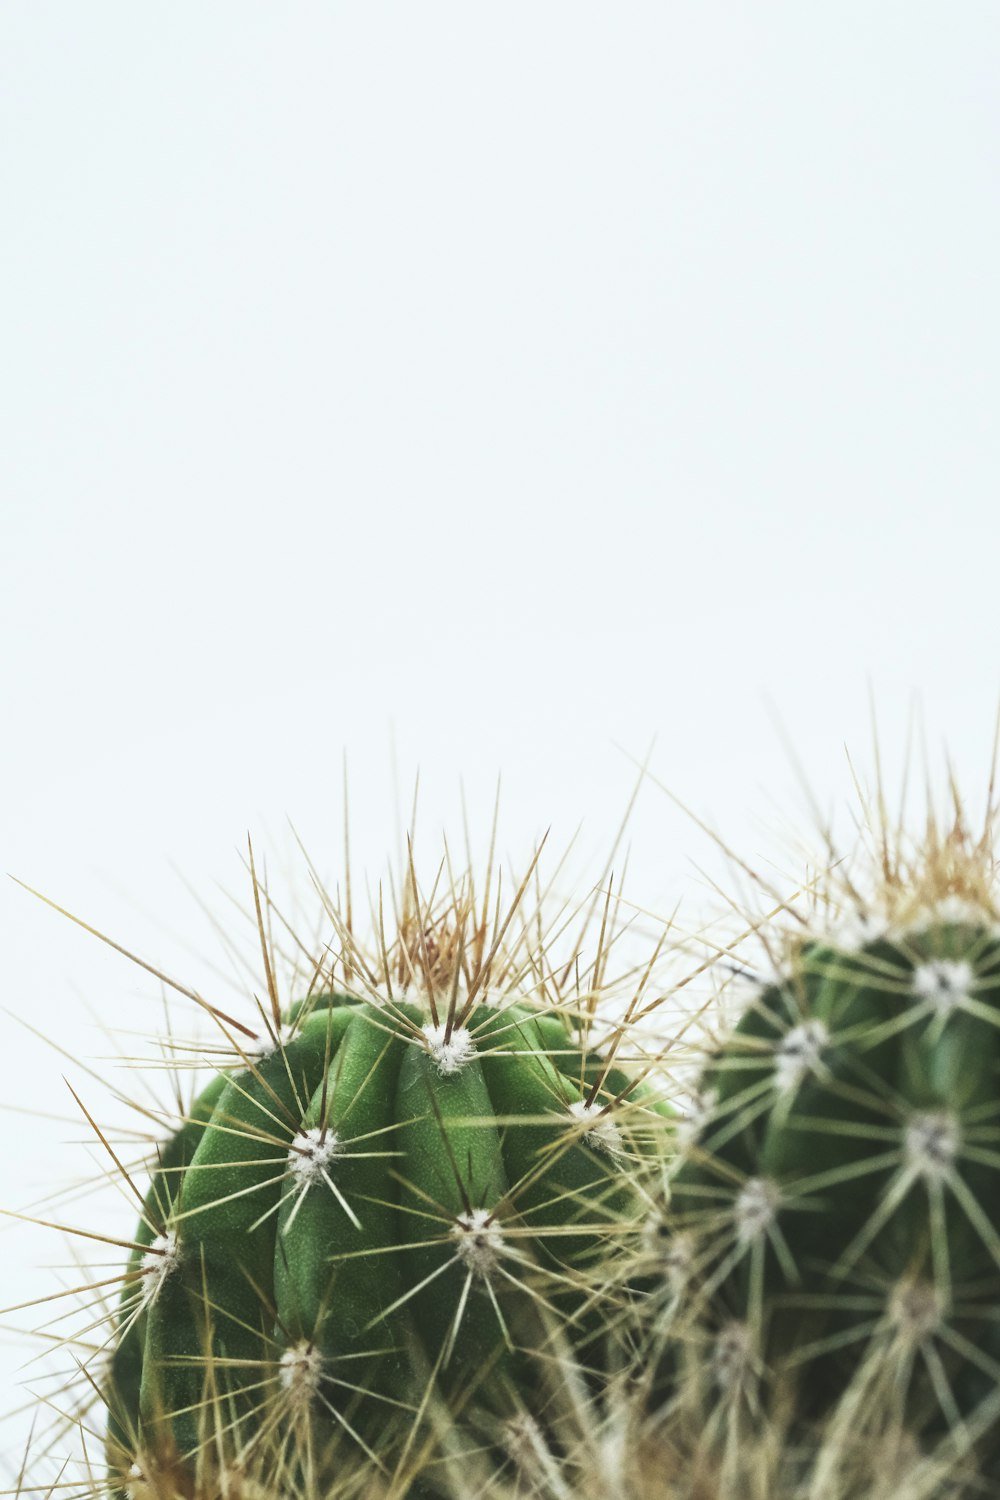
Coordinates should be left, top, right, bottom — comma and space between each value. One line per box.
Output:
639, 814, 1000, 1498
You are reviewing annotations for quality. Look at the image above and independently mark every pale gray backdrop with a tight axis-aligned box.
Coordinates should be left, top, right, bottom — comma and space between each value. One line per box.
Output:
2, 2, 999, 1471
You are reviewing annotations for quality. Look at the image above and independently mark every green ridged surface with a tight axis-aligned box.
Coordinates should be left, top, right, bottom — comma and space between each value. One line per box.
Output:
651, 916, 1000, 1468
107, 992, 666, 1489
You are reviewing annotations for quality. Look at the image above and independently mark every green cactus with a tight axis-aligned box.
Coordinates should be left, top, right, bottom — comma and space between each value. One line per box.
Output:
25, 774, 1000, 1500
106, 976, 668, 1496
642, 898, 1000, 1490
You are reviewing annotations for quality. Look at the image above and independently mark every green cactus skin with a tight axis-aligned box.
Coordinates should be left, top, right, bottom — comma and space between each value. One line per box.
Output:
646, 911, 1000, 1479
107, 988, 667, 1494
106, 1073, 229, 1469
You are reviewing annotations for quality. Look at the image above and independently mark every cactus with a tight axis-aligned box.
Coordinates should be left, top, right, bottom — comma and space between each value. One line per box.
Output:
640, 814, 1000, 1497
30, 774, 1000, 1500
95, 850, 672, 1498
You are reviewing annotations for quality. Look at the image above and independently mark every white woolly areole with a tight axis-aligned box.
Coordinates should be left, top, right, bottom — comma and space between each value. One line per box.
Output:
124, 1462, 152, 1500
774, 1019, 829, 1093
242, 1024, 296, 1063
712, 1322, 754, 1392
912, 959, 973, 1015
503, 1413, 548, 1469
279, 1342, 324, 1407
568, 1099, 623, 1155
662, 1233, 695, 1293
422, 1022, 476, 1075
734, 1177, 781, 1245
905, 1110, 960, 1180
139, 1230, 181, 1307
889, 1279, 943, 1343
451, 1207, 504, 1277
287, 1127, 342, 1186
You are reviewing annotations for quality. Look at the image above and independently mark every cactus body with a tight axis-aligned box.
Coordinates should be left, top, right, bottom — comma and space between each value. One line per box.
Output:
108, 989, 664, 1493
648, 910, 1000, 1481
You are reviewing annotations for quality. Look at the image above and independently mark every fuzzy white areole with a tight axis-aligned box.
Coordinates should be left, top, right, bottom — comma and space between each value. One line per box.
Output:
734, 1177, 781, 1245
286, 1126, 344, 1187
774, 1018, 829, 1093
239, 1023, 296, 1065
568, 1098, 623, 1155
904, 1110, 961, 1180
712, 1321, 755, 1394
422, 1021, 477, 1075
451, 1207, 504, 1278
279, 1342, 324, 1407
911, 958, 974, 1015
138, 1230, 181, 1308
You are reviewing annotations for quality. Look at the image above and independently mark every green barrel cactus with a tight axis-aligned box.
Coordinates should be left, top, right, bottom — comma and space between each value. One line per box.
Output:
642, 900, 1000, 1489
106, 983, 668, 1496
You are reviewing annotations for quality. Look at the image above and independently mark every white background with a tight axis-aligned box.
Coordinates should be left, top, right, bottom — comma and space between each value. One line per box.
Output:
2, 3, 999, 1471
